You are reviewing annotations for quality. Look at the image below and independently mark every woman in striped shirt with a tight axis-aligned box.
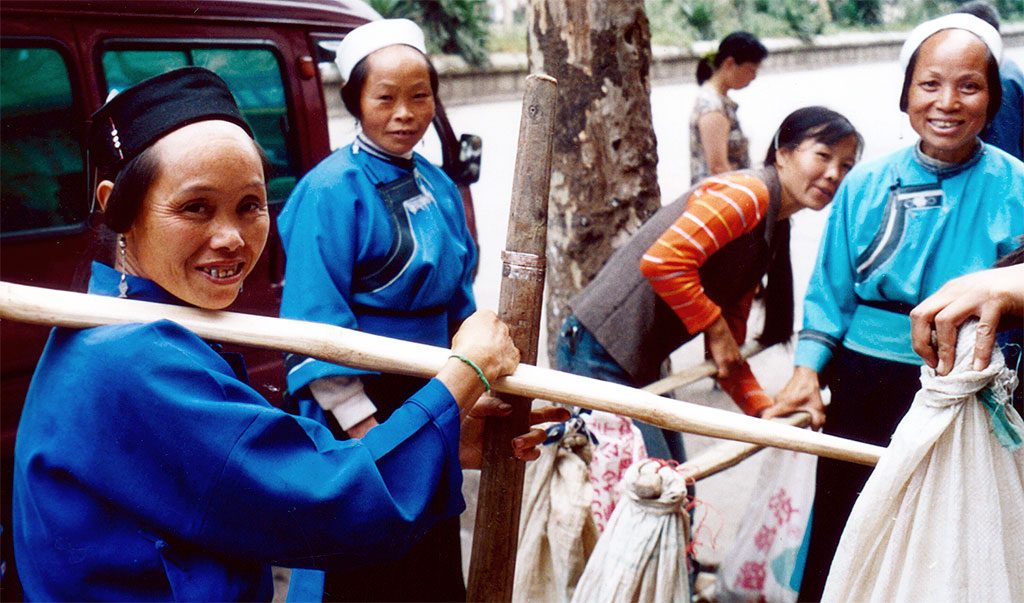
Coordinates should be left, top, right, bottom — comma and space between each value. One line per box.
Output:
555, 106, 862, 462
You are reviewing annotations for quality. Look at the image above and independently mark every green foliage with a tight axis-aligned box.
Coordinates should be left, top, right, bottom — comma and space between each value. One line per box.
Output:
780, 0, 826, 41
831, 0, 883, 25
679, 0, 718, 39
367, 0, 492, 67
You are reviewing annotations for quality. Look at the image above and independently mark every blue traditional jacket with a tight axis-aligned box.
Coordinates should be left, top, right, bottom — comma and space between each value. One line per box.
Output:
278, 137, 477, 394
13, 262, 464, 601
796, 143, 1024, 371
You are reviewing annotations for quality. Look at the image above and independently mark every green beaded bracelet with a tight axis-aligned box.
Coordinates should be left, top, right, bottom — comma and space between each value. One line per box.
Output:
449, 354, 491, 392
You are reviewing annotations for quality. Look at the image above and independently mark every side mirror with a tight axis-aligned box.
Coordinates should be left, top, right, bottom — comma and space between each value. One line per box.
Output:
454, 133, 482, 185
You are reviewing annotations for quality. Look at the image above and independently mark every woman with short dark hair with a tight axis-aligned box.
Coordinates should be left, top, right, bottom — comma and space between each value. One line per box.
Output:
276, 18, 488, 602
762, 15, 1024, 599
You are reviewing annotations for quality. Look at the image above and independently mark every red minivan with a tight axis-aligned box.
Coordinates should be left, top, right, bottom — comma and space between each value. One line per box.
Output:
0, 1, 480, 595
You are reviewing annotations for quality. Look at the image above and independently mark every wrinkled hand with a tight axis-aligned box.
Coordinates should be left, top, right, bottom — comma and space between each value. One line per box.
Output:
459, 395, 570, 469
450, 310, 520, 385
761, 367, 826, 429
910, 264, 1024, 375
704, 315, 744, 380
439, 311, 521, 412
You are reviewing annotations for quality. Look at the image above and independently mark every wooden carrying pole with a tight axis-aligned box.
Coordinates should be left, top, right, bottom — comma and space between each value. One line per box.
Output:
679, 412, 811, 482
0, 280, 883, 464
467, 74, 557, 602
644, 341, 766, 396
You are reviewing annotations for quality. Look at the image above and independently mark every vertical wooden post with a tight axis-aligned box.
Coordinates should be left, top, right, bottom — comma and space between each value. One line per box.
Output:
467, 74, 557, 602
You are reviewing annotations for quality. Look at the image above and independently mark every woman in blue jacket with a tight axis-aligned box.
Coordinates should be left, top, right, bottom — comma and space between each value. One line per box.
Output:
277, 19, 484, 601
12, 67, 534, 601
762, 15, 1024, 599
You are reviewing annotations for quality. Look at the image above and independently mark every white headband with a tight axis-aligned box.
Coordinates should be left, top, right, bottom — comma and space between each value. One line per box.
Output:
899, 14, 1003, 72
335, 18, 427, 83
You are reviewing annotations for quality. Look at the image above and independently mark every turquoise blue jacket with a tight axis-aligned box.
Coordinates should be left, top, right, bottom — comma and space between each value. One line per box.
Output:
795, 143, 1024, 371
277, 138, 476, 394
13, 263, 464, 601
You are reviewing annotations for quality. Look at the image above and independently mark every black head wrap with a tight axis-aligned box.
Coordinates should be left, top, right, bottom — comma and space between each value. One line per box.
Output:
88, 66, 252, 174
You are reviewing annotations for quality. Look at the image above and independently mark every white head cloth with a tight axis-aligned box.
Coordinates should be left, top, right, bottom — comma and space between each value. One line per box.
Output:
335, 18, 427, 83
899, 13, 1003, 72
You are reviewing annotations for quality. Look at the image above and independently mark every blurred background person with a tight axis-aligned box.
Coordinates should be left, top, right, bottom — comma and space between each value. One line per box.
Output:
689, 31, 768, 184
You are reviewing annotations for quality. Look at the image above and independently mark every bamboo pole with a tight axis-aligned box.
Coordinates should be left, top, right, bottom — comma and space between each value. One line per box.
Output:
467, 73, 557, 603
643, 341, 766, 396
679, 412, 813, 482
0, 280, 884, 467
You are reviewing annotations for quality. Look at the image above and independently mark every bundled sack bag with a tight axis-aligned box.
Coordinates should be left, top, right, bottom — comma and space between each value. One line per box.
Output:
823, 321, 1024, 603
716, 447, 816, 603
513, 416, 599, 603
572, 459, 691, 603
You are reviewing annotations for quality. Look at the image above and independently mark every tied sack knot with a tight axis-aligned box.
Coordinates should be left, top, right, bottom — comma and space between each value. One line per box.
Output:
625, 460, 689, 515
919, 320, 1016, 409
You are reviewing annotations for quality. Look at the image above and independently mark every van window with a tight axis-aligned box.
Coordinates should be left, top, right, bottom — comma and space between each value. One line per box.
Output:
102, 46, 297, 201
1, 46, 86, 236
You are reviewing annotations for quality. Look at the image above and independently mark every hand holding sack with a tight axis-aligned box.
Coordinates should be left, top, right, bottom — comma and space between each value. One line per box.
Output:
823, 321, 1024, 603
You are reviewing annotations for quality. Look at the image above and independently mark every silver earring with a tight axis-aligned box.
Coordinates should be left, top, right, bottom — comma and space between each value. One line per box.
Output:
117, 234, 128, 298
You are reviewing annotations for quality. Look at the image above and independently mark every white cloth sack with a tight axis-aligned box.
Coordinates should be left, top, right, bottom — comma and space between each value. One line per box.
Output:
582, 410, 648, 531
513, 417, 599, 603
572, 460, 691, 603
717, 447, 817, 603
823, 322, 1024, 603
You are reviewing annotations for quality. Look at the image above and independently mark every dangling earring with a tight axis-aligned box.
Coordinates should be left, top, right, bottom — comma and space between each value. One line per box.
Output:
117, 234, 129, 298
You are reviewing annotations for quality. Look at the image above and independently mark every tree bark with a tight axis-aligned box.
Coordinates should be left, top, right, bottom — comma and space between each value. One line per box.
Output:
527, 0, 663, 357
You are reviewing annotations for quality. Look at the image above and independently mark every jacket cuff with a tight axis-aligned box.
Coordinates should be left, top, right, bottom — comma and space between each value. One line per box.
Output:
794, 337, 834, 373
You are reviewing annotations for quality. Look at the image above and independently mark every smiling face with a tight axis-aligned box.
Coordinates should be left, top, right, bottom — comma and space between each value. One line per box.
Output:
358, 44, 436, 156
906, 29, 991, 164
119, 120, 269, 309
775, 135, 860, 219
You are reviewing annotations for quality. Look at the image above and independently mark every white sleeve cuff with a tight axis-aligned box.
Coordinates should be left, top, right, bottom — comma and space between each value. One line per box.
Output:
308, 376, 377, 431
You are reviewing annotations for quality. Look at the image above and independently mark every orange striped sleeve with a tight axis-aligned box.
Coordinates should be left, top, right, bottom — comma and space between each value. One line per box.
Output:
639, 173, 769, 334
719, 364, 773, 416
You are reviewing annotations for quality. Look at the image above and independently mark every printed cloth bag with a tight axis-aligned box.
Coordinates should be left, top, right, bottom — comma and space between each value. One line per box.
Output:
823, 322, 1024, 603
716, 447, 816, 603
513, 416, 599, 603
571, 460, 691, 603
581, 410, 648, 531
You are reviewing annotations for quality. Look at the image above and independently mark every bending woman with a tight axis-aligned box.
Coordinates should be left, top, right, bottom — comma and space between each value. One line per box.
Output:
12, 67, 534, 601
761, 15, 1024, 600
557, 106, 862, 462
689, 31, 768, 184
277, 19, 481, 602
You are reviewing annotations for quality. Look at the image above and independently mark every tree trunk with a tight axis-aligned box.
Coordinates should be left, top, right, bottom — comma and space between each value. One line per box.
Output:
527, 0, 662, 358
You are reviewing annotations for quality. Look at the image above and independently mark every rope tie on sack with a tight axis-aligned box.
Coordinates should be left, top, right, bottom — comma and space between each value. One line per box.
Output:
918, 320, 1022, 450
542, 413, 598, 446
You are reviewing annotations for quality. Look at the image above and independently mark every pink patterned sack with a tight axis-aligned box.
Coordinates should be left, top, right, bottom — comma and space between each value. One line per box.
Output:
580, 410, 648, 531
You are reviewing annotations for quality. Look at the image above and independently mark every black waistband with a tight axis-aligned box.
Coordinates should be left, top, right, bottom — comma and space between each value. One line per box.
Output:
351, 302, 447, 318
858, 297, 916, 315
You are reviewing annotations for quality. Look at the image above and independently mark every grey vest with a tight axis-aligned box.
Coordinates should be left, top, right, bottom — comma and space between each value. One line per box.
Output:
571, 167, 784, 384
